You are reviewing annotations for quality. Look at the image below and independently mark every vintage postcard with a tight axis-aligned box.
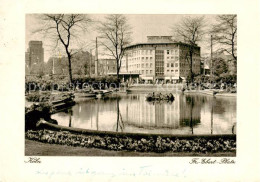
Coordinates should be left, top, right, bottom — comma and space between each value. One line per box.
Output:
24, 13, 237, 157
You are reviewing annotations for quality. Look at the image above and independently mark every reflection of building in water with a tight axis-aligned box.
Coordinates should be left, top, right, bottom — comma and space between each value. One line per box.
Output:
71, 99, 117, 130
120, 94, 183, 129
120, 94, 203, 130
179, 95, 203, 127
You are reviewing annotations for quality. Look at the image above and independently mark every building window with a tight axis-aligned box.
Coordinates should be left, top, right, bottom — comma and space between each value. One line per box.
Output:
142, 70, 144, 74
150, 70, 152, 74
146, 70, 148, 74
175, 63, 178, 67
150, 57, 152, 60
146, 57, 148, 60
167, 70, 169, 72
167, 50, 169, 54
171, 63, 174, 67
150, 63, 152, 67
175, 70, 178, 72
171, 70, 174, 73
146, 63, 148, 67
167, 63, 169, 67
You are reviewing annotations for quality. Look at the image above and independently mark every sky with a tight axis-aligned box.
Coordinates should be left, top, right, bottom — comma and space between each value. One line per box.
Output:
26, 14, 217, 62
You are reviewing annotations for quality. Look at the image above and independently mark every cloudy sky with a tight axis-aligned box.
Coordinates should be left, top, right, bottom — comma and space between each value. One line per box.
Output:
26, 14, 217, 62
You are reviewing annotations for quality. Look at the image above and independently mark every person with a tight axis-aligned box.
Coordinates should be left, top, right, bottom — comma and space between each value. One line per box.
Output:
169, 93, 174, 100
159, 92, 162, 100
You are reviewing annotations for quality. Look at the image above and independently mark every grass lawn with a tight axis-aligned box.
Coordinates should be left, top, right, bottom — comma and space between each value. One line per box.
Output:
25, 139, 236, 157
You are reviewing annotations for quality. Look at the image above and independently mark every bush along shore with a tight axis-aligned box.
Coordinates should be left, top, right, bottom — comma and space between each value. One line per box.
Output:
26, 129, 236, 154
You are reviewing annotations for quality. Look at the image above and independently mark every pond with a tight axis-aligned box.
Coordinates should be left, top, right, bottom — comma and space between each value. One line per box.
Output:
51, 93, 236, 135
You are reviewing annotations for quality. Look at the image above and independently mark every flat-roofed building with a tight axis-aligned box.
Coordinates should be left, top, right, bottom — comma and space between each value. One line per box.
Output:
120, 36, 201, 83
25, 40, 44, 75
98, 58, 117, 76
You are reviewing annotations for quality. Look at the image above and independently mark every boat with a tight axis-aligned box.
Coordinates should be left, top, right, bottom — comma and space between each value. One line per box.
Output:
115, 88, 131, 93
74, 91, 96, 98
94, 90, 113, 99
146, 93, 175, 101
49, 93, 75, 111
183, 89, 218, 96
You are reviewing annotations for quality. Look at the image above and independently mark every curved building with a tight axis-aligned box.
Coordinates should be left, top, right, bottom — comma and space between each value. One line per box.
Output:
121, 36, 201, 83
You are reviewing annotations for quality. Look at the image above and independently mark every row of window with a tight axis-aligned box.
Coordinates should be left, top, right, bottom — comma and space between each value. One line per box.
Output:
167, 70, 178, 73
127, 57, 199, 63
128, 50, 154, 57
127, 63, 153, 68
131, 69, 199, 75
129, 57, 180, 62
128, 57, 153, 61
165, 69, 195, 73
166, 56, 179, 60
141, 70, 153, 74
167, 63, 178, 67
166, 49, 178, 55
125, 62, 200, 69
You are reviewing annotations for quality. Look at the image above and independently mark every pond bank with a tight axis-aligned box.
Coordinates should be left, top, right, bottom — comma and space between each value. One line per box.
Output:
127, 85, 236, 97
184, 90, 236, 97
26, 129, 236, 155
25, 139, 235, 156
37, 119, 236, 140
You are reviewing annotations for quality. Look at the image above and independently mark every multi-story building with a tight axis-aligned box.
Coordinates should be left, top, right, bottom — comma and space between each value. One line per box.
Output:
98, 58, 117, 76
121, 36, 201, 83
25, 41, 44, 75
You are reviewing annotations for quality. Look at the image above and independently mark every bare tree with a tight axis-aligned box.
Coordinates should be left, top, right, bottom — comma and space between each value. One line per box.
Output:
35, 14, 91, 83
98, 14, 132, 83
172, 16, 205, 83
211, 15, 237, 61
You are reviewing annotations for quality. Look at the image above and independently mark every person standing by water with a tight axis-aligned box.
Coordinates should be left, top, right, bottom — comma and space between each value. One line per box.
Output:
167, 93, 174, 100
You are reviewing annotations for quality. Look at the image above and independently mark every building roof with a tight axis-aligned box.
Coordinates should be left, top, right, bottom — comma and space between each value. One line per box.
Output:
124, 42, 200, 50
29, 40, 43, 46
108, 72, 140, 76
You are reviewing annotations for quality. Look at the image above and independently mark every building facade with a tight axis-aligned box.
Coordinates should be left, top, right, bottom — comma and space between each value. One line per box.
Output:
25, 41, 44, 75
98, 59, 117, 76
120, 36, 201, 83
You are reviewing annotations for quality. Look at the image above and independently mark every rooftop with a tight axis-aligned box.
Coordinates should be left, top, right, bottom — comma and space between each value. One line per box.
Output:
125, 41, 200, 49
124, 36, 199, 49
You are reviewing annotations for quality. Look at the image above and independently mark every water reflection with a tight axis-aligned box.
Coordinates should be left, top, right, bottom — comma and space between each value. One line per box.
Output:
51, 93, 236, 135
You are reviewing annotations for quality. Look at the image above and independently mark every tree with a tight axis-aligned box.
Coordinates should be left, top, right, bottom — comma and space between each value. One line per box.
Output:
172, 16, 205, 83
212, 57, 228, 77
98, 14, 132, 83
211, 15, 237, 61
35, 14, 91, 83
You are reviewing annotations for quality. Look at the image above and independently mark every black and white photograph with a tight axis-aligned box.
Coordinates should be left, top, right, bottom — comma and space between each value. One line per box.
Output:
25, 14, 237, 156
